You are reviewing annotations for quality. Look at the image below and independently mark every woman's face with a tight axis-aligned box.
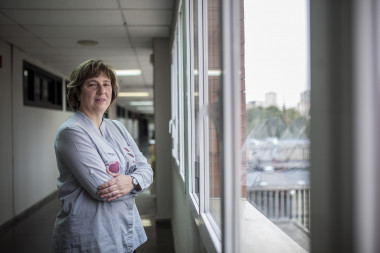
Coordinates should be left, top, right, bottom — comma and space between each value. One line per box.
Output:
79, 72, 112, 116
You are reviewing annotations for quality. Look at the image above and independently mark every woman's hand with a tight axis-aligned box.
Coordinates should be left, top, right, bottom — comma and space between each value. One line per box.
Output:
97, 168, 134, 201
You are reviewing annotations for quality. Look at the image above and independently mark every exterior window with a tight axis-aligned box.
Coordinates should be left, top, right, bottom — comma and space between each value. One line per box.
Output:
177, 11, 185, 177
191, 0, 201, 199
170, 33, 179, 164
177, 0, 311, 251
206, 0, 222, 231
170, 8, 185, 178
241, 0, 310, 251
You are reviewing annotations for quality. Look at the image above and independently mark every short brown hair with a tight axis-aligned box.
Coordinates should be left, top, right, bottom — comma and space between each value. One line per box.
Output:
67, 59, 119, 111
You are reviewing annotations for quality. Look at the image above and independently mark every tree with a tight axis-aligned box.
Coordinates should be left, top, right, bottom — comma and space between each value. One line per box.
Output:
282, 107, 302, 126
246, 105, 282, 135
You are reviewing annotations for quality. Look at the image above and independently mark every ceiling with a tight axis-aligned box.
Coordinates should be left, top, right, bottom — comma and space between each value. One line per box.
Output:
0, 0, 175, 115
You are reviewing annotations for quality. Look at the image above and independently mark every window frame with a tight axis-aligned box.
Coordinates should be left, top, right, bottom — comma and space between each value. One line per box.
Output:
170, 0, 188, 181
188, 0, 200, 208
220, 0, 242, 252
188, 0, 206, 209
186, 0, 223, 252
202, 0, 224, 241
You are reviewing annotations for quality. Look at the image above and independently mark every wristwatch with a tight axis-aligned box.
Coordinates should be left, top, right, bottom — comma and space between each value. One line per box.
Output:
131, 176, 142, 191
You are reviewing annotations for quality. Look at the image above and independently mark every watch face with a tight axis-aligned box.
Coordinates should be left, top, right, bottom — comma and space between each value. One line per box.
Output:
131, 176, 142, 191
132, 177, 138, 186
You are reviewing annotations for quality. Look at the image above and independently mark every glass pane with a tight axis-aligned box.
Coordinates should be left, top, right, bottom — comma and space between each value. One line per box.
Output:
171, 40, 178, 161
193, 0, 200, 197
207, 0, 222, 229
241, 0, 310, 251
177, 19, 185, 177
177, 31, 181, 165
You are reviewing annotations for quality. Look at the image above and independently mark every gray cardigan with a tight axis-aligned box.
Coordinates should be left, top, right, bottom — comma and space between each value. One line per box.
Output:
52, 111, 153, 252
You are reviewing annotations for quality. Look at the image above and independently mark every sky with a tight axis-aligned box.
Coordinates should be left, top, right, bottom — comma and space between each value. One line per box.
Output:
244, 0, 309, 108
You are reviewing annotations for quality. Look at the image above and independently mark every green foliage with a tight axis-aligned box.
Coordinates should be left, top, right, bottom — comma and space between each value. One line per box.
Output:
281, 116, 309, 139
245, 105, 309, 139
246, 106, 282, 134
282, 108, 302, 126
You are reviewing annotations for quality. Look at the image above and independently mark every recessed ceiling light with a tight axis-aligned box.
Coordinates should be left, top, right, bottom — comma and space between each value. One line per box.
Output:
77, 40, 98, 46
115, 69, 142, 76
118, 92, 150, 97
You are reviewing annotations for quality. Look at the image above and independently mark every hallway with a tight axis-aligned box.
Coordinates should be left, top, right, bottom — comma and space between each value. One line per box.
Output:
0, 135, 174, 253
0, 188, 174, 253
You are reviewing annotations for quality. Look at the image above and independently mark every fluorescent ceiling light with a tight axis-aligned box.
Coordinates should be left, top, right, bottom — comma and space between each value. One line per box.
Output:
130, 101, 153, 106
208, 70, 222, 76
119, 92, 149, 97
115, 69, 142, 76
193, 69, 221, 76
141, 218, 152, 227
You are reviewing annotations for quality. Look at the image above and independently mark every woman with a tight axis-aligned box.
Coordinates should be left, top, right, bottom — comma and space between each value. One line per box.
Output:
52, 59, 153, 252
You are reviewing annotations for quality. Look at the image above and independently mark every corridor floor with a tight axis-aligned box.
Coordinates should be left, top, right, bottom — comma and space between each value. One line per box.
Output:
0, 187, 175, 253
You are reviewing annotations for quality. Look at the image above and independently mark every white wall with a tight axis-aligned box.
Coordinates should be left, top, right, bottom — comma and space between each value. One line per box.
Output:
108, 102, 117, 119
0, 41, 72, 224
0, 40, 14, 225
153, 38, 173, 220
172, 168, 206, 253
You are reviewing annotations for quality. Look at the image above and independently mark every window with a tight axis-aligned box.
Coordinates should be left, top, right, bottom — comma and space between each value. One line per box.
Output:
177, 9, 185, 178
186, 0, 311, 251
187, 0, 225, 249
240, 0, 310, 251
171, 0, 380, 252
191, 0, 201, 200
205, 0, 222, 233
173, 0, 310, 251
170, 4, 186, 179
189, 0, 224, 246
170, 39, 179, 163
23, 61, 63, 110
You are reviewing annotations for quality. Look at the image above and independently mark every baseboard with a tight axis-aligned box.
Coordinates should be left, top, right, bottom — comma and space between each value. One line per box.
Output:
0, 190, 58, 235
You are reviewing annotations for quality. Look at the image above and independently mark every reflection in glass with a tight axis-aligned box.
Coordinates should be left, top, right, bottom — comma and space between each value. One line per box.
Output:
193, 0, 200, 197
207, 0, 222, 229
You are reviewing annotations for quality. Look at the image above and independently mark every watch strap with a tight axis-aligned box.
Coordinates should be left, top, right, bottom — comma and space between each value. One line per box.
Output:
131, 176, 142, 191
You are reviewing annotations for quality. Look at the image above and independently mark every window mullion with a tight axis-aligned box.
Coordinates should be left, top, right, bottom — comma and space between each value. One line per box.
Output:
221, 0, 241, 252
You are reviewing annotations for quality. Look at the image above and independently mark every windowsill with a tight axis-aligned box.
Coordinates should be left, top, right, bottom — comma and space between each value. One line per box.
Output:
241, 200, 307, 253
190, 197, 307, 253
